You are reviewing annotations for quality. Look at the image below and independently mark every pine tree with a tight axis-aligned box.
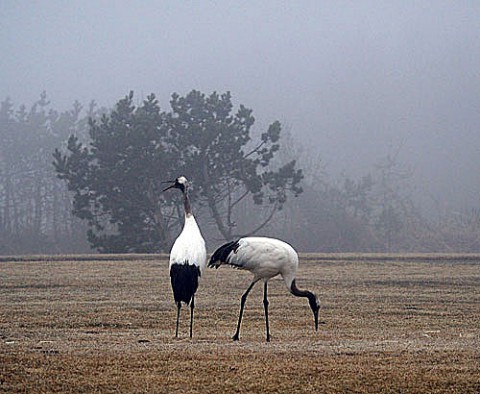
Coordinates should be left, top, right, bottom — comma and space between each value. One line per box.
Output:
53, 90, 304, 252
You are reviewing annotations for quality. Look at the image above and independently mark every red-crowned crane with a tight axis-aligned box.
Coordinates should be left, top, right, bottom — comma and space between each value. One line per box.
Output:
163, 176, 206, 339
208, 236, 320, 342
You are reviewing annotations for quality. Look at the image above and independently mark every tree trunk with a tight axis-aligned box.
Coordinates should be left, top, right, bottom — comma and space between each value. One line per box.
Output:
33, 176, 43, 234
202, 160, 231, 240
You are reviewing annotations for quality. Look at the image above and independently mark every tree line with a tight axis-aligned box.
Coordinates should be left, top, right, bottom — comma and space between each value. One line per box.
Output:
0, 93, 92, 254
1, 91, 479, 254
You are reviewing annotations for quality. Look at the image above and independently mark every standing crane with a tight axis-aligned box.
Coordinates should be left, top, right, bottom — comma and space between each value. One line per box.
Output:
208, 236, 320, 342
163, 176, 206, 339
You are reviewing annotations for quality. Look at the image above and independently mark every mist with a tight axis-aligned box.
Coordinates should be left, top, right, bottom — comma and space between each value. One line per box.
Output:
2, 0, 480, 216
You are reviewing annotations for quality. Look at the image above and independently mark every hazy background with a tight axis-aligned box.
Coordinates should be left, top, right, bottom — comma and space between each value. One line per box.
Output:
2, 0, 479, 216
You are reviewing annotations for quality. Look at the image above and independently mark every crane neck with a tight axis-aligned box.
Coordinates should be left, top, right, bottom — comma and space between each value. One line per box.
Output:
290, 279, 320, 331
290, 279, 317, 309
290, 279, 309, 297
183, 189, 192, 217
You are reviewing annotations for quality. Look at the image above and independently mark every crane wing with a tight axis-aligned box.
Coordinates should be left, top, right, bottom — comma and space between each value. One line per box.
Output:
208, 240, 241, 268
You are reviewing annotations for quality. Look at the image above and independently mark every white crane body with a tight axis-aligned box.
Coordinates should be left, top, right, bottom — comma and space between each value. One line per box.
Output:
169, 215, 206, 272
209, 236, 320, 342
164, 176, 206, 338
215, 237, 298, 288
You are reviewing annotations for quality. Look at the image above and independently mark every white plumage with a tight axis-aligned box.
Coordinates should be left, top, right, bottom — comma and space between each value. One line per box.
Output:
169, 215, 207, 272
164, 176, 206, 338
209, 236, 320, 342
218, 237, 299, 288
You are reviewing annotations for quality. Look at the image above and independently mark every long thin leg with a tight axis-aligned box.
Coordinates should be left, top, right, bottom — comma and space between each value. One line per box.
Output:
189, 294, 195, 339
232, 280, 258, 341
263, 281, 270, 342
175, 301, 181, 338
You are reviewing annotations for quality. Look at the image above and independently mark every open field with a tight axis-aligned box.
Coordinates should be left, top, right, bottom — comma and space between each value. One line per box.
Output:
1, 254, 479, 393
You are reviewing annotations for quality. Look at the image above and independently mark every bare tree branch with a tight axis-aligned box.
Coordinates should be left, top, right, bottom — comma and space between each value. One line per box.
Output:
233, 202, 278, 238
230, 189, 250, 210
243, 140, 266, 159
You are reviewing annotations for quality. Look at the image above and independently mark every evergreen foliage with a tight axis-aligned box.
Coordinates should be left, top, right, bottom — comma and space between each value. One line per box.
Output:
53, 90, 304, 252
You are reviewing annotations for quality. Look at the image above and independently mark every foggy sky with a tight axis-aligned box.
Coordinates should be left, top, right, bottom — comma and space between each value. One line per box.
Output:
1, 1, 480, 214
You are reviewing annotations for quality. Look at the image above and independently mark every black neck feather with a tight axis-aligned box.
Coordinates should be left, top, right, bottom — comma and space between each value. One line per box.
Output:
291, 279, 318, 311
183, 189, 192, 216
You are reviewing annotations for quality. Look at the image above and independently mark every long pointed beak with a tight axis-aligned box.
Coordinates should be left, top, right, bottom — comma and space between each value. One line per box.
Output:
162, 183, 175, 192
162, 180, 176, 192
314, 309, 319, 332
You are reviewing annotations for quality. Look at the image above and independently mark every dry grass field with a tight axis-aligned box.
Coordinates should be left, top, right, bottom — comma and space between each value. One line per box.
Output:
1, 254, 479, 393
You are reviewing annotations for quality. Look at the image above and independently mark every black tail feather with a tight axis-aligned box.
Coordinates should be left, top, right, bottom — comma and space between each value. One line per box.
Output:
170, 263, 201, 305
208, 240, 240, 268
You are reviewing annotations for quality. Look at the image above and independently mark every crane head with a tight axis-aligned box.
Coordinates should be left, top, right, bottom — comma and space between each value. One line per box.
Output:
162, 176, 189, 193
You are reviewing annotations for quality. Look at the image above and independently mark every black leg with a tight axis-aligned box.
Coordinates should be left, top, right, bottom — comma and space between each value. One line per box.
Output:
175, 301, 181, 338
233, 280, 258, 341
190, 294, 195, 339
263, 282, 270, 342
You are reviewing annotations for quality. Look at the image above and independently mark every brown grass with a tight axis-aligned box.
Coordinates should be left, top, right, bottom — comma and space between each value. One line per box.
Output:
1, 255, 479, 393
